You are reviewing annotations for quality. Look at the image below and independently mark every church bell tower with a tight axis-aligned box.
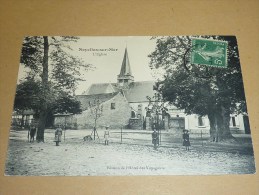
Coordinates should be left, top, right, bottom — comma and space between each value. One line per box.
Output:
117, 48, 134, 86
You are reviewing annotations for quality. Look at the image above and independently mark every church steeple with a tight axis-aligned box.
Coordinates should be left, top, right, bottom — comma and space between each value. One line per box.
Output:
117, 48, 134, 85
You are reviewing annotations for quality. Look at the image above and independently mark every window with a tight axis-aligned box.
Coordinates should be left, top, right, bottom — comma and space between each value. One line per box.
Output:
111, 103, 115, 110
232, 117, 236, 127
198, 116, 204, 126
131, 111, 136, 118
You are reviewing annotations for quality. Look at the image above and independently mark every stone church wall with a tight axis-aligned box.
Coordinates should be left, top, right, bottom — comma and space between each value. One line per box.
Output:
75, 93, 131, 129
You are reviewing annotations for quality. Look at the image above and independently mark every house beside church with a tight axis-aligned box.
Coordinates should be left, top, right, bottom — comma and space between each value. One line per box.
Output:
54, 48, 250, 134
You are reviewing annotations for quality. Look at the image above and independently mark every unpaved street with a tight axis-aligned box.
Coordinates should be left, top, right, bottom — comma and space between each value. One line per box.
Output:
5, 129, 256, 176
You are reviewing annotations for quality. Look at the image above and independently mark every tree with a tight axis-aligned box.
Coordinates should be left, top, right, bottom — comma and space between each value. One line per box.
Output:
14, 78, 41, 113
149, 36, 247, 141
14, 79, 82, 128
20, 36, 92, 142
44, 94, 82, 128
88, 98, 103, 140
14, 78, 41, 126
52, 95, 82, 114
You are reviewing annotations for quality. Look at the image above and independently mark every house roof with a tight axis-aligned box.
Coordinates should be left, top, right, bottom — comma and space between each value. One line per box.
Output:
76, 92, 119, 110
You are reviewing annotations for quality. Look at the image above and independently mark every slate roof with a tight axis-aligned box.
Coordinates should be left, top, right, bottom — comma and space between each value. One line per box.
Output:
76, 92, 119, 110
122, 81, 156, 102
81, 81, 156, 104
82, 83, 115, 95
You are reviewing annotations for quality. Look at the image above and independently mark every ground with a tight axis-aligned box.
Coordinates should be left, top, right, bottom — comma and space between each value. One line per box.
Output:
5, 128, 256, 176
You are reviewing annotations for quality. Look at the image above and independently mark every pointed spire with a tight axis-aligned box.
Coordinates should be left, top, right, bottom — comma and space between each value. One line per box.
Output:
117, 48, 134, 85
119, 48, 132, 76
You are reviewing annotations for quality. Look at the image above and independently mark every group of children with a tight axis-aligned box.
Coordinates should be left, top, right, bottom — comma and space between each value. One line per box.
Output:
29, 123, 190, 150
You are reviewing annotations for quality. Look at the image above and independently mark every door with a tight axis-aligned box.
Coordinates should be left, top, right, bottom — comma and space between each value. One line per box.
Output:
169, 117, 185, 131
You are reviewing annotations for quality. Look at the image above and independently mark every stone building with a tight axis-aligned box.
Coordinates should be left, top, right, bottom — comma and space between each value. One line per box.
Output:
75, 92, 131, 129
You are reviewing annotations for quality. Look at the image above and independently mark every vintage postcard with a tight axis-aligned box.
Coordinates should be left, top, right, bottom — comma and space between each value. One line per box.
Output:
5, 36, 255, 176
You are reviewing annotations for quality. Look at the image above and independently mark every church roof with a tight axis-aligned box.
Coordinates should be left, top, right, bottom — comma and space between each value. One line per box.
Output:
79, 81, 156, 104
82, 83, 115, 95
76, 92, 118, 110
123, 81, 156, 102
118, 48, 132, 77
81, 81, 155, 101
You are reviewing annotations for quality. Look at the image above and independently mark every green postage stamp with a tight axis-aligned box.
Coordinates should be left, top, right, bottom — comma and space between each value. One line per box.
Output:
190, 38, 228, 68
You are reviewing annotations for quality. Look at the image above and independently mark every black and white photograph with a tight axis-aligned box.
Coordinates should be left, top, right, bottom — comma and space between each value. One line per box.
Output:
5, 36, 256, 176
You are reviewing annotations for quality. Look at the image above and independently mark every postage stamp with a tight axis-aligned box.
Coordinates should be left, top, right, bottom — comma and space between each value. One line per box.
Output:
190, 38, 228, 68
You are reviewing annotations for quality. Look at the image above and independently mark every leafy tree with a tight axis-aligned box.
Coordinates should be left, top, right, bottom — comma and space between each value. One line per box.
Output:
13, 78, 41, 126
149, 36, 247, 141
20, 36, 92, 142
52, 95, 82, 114
14, 78, 41, 113
14, 79, 82, 128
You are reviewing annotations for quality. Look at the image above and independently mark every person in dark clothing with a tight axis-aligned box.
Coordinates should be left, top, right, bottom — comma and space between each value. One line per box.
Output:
152, 130, 159, 150
183, 129, 190, 151
28, 124, 37, 142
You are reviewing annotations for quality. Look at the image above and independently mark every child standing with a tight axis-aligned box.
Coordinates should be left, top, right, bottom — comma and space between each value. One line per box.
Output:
55, 126, 63, 142
104, 126, 110, 145
183, 129, 190, 151
152, 130, 159, 150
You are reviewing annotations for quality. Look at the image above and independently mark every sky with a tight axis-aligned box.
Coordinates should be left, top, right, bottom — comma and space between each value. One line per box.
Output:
71, 36, 157, 94
18, 36, 158, 95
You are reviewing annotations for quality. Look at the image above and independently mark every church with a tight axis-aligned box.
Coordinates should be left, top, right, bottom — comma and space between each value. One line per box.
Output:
54, 48, 249, 134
